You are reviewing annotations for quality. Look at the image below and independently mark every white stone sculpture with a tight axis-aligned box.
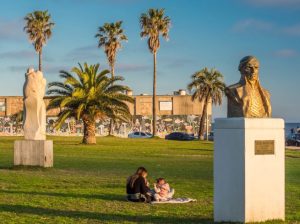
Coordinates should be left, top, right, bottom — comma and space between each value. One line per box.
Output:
23, 68, 46, 140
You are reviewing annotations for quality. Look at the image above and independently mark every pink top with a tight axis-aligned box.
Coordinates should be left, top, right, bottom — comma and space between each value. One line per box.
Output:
155, 183, 170, 197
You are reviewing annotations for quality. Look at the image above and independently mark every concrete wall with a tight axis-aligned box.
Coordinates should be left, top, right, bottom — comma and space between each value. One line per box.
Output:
134, 95, 210, 116
0, 95, 212, 117
0, 97, 60, 117
0, 96, 23, 117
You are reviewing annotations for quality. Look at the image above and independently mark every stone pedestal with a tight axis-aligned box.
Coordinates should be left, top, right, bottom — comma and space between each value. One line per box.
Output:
14, 140, 53, 167
214, 118, 285, 223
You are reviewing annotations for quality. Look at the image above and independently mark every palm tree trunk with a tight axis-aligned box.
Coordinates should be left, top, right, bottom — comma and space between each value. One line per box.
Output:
82, 116, 96, 144
111, 65, 115, 79
39, 49, 42, 71
108, 64, 115, 136
109, 117, 114, 136
198, 96, 209, 140
152, 52, 157, 137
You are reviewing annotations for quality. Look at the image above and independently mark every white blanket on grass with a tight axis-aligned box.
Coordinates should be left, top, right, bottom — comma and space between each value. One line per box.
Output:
151, 198, 196, 204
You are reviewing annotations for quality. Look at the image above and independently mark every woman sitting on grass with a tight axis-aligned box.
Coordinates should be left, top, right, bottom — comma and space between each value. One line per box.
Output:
126, 167, 151, 202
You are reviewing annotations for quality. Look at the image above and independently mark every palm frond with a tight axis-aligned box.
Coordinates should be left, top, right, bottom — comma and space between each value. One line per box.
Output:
140, 8, 171, 53
95, 21, 127, 69
188, 67, 225, 106
48, 62, 133, 131
24, 10, 54, 53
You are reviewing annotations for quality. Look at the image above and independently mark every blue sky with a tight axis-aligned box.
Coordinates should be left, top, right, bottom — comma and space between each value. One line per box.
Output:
0, 0, 299, 121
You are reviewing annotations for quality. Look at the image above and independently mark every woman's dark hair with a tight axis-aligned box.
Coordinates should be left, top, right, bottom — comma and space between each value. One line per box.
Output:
127, 167, 148, 188
136, 167, 147, 175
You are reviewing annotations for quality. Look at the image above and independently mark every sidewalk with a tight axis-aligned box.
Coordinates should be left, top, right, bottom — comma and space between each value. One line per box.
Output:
286, 146, 300, 151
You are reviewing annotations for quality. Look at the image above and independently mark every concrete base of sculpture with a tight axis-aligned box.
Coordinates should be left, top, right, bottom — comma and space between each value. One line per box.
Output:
214, 118, 285, 223
14, 140, 53, 167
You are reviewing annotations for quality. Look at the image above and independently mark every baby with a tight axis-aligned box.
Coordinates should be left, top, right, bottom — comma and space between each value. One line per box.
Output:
153, 177, 174, 201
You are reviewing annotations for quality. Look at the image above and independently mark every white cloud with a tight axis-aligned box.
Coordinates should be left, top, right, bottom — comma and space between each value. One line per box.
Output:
65, 45, 100, 61
0, 50, 35, 59
233, 19, 300, 37
44, 64, 70, 74
116, 63, 150, 72
283, 24, 300, 36
163, 58, 196, 68
0, 50, 54, 63
8, 65, 28, 72
245, 0, 300, 8
8, 64, 69, 74
233, 19, 274, 32
0, 18, 25, 40
274, 49, 298, 57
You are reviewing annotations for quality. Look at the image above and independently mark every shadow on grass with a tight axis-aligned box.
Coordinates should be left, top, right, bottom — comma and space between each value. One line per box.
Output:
0, 165, 51, 171
286, 155, 300, 159
54, 142, 82, 146
168, 148, 213, 152
0, 204, 214, 223
0, 165, 13, 170
0, 190, 125, 201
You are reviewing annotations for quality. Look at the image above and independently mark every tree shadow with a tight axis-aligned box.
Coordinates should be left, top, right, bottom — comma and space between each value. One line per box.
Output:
286, 155, 300, 159
0, 204, 214, 223
0, 165, 13, 170
187, 148, 213, 152
168, 148, 213, 152
0, 190, 125, 201
0, 165, 50, 171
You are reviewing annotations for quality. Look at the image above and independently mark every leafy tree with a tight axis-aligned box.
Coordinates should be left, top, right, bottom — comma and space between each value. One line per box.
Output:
188, 68, 225, 140
24, 10, 54, 71
140, 8, 171, 136
95, 21, 128, 135
47, 63, 133, 144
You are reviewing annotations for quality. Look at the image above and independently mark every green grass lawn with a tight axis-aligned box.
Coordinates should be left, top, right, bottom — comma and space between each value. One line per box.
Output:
0, 136, 299, 224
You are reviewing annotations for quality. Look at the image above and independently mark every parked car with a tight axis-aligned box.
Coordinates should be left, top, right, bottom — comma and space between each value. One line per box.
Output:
286, 133, 300, 146
128, 131, 152, 138
165, 132, 195, 141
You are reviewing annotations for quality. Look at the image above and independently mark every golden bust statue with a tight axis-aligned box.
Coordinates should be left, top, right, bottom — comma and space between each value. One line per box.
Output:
225, 56, 272, 118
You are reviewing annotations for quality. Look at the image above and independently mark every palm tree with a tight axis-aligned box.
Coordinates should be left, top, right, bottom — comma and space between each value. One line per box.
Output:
187, 68, 225, 140
95, 21, 128, 135
140, 8, 171, 136
24, 10, 54, 71
47, 63, 134, 144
